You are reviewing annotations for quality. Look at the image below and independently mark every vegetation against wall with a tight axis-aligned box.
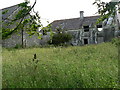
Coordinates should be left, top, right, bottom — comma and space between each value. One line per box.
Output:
49, 32, 72, 46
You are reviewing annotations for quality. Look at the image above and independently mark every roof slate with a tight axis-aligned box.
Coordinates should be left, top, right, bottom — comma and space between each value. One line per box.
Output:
1, 5, 19, 20
50, 15, 101, 31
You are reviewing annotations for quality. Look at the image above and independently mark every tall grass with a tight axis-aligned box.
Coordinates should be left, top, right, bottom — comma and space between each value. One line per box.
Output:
2, 43, 118, 88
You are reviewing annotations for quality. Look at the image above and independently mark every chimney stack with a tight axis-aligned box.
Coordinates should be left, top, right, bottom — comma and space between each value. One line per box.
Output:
80, 11, 84, 19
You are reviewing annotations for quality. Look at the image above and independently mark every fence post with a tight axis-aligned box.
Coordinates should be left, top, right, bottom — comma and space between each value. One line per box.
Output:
118, 42, 120, 89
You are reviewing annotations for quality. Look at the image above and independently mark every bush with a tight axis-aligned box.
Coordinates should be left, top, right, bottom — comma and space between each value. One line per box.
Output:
14, 44, 22, 49
111, 37, 120, 46
49, 33, 72, 46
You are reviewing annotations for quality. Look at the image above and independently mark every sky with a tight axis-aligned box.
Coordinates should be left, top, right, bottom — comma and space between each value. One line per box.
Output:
1, 0, 111, 26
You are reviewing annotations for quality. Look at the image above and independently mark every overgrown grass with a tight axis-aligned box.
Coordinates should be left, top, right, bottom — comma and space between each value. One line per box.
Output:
2, 43, 118, 88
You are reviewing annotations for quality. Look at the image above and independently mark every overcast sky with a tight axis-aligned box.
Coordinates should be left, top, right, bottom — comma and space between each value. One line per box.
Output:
1, 0, 111, 26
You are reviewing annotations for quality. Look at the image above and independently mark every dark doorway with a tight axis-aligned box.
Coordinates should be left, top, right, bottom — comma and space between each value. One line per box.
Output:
84, 39, 88, 44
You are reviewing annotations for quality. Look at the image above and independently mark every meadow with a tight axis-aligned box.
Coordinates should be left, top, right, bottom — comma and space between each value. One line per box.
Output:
2, 43, 118, 88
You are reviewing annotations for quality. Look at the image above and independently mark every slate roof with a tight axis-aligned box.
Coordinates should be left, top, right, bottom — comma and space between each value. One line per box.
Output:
1, 3, 31, 29
1, 4, 19, 20
1, 4, 23, 30
50, 15, 101, 31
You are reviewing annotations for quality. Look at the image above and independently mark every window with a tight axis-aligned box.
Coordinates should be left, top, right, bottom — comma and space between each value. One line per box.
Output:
84, 39, 88, 44
97, 25, 102, 31
97, 25, 102, 28
84, 26, 89, 32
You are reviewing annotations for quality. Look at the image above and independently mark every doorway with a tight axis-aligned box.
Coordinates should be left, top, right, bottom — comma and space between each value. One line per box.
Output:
84, 39, 88, 44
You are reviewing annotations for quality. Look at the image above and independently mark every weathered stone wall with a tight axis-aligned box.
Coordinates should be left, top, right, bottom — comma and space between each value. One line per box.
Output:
2, 31, 50, 48
67, 30, 81, 45
97, 37, 104, 43
2, 32, 22, 48
66, 28, 104, 46
103, 26, 115, 42
23, 34, 40, 47
3, 26, 118, 48
39, 33, 51, 45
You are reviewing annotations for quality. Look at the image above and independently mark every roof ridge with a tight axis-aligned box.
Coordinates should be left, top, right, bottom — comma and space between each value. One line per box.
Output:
52, 15, 100, 22
85, 15, 100, 18
53, 17, 79, 22
0, 3, 22, 10
50, 15, 101, 31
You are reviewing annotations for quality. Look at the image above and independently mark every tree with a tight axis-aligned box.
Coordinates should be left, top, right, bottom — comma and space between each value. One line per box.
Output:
93, 0, 120, 24
2, 0, 43, 47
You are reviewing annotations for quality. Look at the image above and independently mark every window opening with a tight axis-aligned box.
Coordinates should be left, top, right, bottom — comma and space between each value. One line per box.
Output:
84, 26, 89, 32
97, 25, 102, 31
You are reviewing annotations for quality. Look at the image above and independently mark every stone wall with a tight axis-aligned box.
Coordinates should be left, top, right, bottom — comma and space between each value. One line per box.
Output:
66, 28, 104, 46
2, 31, 50, 48
3, 26, 118, 48
2, 32, 22, 48
103, 27, 115, 42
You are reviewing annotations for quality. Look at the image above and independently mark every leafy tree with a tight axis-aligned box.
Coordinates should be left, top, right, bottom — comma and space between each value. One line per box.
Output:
2, 0, 43, 47
93, 0, 120, 32
93, 0, 120, 24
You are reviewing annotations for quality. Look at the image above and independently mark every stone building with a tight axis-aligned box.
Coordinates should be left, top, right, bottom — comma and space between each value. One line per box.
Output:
1, 3, 120, 47
50, 10, 120, 46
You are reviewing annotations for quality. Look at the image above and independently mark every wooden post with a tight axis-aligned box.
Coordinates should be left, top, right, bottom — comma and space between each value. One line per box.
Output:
118, 37, 120, 60
118, 45, 120, 60
119, 46, 120, 89
21, 29, 24, 48
118, 42, 120, 89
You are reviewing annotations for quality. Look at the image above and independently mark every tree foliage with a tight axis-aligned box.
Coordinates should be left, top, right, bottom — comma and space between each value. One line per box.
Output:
48, 27, 72, 46
93, 0, 120, 24
2, 0, 43, 39
49, 33, 72, 46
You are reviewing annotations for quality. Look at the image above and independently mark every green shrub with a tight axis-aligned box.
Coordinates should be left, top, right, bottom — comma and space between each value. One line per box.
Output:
14, 44, 22, 49
111, 37, 120, 46
50, 33, 72, 46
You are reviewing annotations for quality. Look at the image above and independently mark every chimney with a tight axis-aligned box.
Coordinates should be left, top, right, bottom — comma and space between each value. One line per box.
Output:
80, 11, 84, 19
